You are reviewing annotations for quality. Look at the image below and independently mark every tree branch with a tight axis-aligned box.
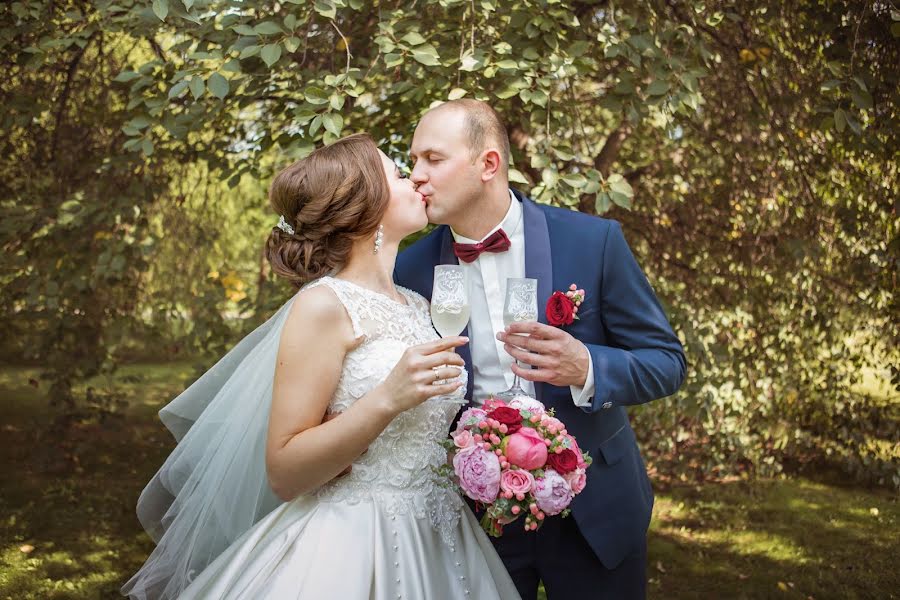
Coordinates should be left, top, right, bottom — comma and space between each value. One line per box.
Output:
51, 30, 98, 162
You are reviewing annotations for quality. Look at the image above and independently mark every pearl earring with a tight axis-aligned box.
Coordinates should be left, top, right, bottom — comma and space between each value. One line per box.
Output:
373, 224, 384, 254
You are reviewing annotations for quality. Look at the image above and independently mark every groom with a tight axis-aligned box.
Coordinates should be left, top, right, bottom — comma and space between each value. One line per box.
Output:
394, 100, 686, 599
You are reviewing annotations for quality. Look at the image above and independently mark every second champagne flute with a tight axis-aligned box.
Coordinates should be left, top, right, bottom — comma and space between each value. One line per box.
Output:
495, 277, 539, 401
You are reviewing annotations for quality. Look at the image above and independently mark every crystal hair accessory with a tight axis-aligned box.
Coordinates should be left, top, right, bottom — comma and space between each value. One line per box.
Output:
276, 215, 295, 235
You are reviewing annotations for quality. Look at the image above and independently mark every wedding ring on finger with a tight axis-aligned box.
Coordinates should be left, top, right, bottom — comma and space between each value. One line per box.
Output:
432, 366, 442, 384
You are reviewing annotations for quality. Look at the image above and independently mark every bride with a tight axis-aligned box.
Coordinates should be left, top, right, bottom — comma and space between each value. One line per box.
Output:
122, 133, 520, 599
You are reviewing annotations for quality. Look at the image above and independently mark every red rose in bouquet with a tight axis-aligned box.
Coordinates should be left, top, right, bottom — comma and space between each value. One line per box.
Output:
547, 448, 579, 474
486, 406, 523, 434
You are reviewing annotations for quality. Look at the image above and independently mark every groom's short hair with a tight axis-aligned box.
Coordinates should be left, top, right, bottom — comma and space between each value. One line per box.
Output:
434, 99, 510, 172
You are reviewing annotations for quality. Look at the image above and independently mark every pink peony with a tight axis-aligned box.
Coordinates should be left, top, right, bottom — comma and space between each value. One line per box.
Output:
533, 469, 574, 515
508, 396, 546, 415
457, 407, 487, 430
453, 445, 501, 503
499, 468, 535, 496
502, 427, 548, 470
563, 467, 587, 494
451, 429, 475, 449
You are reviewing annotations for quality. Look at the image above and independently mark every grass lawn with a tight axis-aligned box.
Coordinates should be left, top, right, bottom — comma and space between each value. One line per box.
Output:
1, 363, 897, 599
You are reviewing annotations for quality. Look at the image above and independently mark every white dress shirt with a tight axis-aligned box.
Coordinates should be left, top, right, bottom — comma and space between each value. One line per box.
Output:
451, 190, 596, 407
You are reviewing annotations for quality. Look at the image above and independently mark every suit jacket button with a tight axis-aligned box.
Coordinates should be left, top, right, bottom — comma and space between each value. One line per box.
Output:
601, 401, 613, 409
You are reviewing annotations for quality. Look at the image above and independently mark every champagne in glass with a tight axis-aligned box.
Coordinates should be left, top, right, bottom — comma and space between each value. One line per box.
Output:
430, 265, 470, 402
496, 277, 539, 401
431, 265, 470, 337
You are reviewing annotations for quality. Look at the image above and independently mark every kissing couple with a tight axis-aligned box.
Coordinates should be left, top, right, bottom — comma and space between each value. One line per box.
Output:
123, 99, 685, 600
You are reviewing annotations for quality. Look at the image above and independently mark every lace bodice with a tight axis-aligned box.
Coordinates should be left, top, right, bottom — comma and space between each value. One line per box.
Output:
301, 276, 466, 545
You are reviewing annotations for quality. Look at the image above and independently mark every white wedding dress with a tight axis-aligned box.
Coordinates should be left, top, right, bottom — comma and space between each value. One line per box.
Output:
176, 276, 520, 599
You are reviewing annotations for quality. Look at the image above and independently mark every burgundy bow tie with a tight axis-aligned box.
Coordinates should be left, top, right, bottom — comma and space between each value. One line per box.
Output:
452, 228, 512, 263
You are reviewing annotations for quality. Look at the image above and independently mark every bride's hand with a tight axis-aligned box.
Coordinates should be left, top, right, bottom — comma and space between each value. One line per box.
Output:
379, 336, 468, 414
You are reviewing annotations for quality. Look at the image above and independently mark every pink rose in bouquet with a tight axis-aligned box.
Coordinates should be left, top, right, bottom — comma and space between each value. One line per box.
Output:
499, 468, 534, 497
533, 469, 574, 516
452, 445, 501, 504
503, 427, 548, 470
563, 467, 587, 494
451, 429, 475, 449
443, 396, 593, 537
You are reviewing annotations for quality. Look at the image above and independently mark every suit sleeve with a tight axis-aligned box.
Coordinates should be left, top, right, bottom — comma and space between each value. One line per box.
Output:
582, 221, 686, 413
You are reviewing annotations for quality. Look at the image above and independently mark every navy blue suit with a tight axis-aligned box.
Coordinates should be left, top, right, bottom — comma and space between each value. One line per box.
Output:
394, 190, 686, 599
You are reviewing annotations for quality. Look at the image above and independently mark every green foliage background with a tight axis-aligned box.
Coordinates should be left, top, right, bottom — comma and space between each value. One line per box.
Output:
1, 0, 897, 488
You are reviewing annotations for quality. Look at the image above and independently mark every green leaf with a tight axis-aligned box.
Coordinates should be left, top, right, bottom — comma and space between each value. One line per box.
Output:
411, 45, 440, 66
595, 192, 611, 214
141, 137, 154, 156
314, 0, 336, 19
284, 36, 301, 53
448, 87, 467, 100
305, 86, 330, 105
384, 53, 404, 68
541, 168, 558, 187
459, 53, 482, 72
496, 59, 518, 70
508, 168, 530, 185
113, 71, 141, 82
207, 72, 229, 99
152, 0, 168, 21
495, 84, 520, 99
167, 80, 188, 99
239, 45, 261, 59
233, 24, 257, 36
284, 14, 298, 31
128, 115, 150, 129
646, 79, 670, 96
609, 190, 632, 209
254, 21, 284, 35
330, 94, 345, 111
851, 89, 873, 110
189, 76, 205, 100
834, 108, 847, 132
261, 44, 282, 67
562, 173, 586, 188
607, 173, 634, 198
402, 32, 427, 46
322, 113, 343, 136
309, 114, 323, 135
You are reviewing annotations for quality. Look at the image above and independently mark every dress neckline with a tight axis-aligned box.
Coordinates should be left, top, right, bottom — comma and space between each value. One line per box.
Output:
327, 276, 413, 309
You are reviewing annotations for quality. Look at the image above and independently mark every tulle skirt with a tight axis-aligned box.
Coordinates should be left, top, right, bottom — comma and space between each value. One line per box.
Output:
179, 494, 520, 599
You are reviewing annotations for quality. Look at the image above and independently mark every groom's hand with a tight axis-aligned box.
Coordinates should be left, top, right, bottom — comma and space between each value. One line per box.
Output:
497, 322, 590, 388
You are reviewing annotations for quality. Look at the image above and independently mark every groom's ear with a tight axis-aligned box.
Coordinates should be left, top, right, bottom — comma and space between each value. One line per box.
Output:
479, 148, 503, 182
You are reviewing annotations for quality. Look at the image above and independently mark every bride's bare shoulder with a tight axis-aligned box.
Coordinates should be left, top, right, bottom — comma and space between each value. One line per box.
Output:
281, 282, 356, 348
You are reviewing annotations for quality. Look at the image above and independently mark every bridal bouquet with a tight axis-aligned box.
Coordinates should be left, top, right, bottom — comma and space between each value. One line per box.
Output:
442, 396, 592, 537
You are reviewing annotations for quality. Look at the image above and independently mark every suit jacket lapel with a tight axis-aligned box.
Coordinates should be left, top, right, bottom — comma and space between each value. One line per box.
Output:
518, 191, 553, 401
437, 226, 474, 400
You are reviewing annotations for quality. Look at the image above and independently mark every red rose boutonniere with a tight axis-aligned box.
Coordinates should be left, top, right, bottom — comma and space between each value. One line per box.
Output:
545, 284, 585, 327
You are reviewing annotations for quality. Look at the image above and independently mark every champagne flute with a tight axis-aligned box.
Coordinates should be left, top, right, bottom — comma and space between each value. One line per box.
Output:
495, 277, 538, 401
430, 265, 470, 402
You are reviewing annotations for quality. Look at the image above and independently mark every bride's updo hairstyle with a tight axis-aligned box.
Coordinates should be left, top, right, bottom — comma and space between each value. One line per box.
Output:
266, 133, 390, 287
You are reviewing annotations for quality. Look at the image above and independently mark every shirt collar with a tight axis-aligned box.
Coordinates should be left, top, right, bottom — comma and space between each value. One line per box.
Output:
451, 189, 521, 244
